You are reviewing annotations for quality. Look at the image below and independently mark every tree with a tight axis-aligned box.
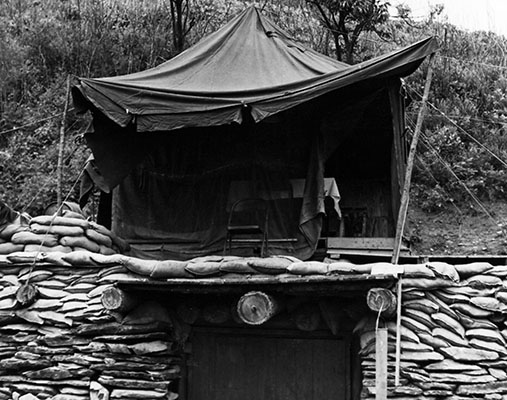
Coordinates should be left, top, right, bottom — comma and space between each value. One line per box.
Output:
306, 0, 390, 63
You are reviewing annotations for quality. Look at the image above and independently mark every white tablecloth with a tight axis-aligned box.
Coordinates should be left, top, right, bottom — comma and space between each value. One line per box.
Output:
290, 178, 341, 217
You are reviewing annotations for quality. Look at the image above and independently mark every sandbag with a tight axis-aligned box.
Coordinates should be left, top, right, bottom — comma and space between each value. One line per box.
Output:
61, 210, 86, 219
248, 257, 293, 274
90, 253, 126, 266
401, 289, 426, 301
387, 322, 420, 343
189, 255, 226, 263
59, 236, 100, 253
24, 244, 72, 253
30, 223, 84, 237
400, 351, 444, 362
451, 303, 493, 319
401, 316, 432, 334
400, 341, 433, 352
11, 231, 59, 246
470, 296, 505, 312
99, 245, 116, 255
454, 309, 497, 330
464, 274, 502, 289
89, 221, 130, 252
6, 251, 44, 264
426, 292, 459, 319
401, 278, 457, 290
40, 252, 72, 267
444, 286, 497, 297
486, 265, 507, 278
287, 261, 329, 275
85, 229, 113, 248
440, 346, 499, 362
403, 309, 436, 329
418, 332, 450, 349
433, 327, 468, 347
62, 251, 97, 267
0, 223, 28, 240
402, 264, 435, 279
185, 262, 222, 276
123, 257, 191, 278
328, 262, 372, 274
454, 262, 493, 278
0, 242, 24, 254
432, 290, 469, 304
151, 259, 192, 279
466, 328, 506, 346
425, 359, 483, 371
432, 312, 465, 338
30, 215, 89, 229
497, 291, 507, 304
469, 338, 507, 356
404, 298, 439, 314
219, 259, 258, 274
427, 261, 460, 282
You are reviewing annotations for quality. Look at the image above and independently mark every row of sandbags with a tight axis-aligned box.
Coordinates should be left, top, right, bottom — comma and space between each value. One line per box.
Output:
0, 240, 180, 399
0, 211, 129, 256
357, 265, 507, 399
0, 294, 180, 399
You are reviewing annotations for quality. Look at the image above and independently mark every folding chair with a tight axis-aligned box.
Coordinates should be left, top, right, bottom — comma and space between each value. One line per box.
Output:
224, 198, 269, 257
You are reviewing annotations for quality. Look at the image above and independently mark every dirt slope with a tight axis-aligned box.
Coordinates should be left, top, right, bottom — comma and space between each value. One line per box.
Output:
406, 201, 507, 255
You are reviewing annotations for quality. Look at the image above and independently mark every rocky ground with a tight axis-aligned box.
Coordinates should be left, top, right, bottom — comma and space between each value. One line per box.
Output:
407, 200, 507, 256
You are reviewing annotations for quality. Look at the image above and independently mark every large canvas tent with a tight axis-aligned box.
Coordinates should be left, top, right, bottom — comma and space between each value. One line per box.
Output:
72, 7, 437, 260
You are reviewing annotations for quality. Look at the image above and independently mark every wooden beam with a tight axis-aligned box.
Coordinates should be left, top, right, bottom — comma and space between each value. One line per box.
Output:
237, 291, 283, 325
101, 286, 138, 314
367, 288, 397, 318
392, 53, 436, 265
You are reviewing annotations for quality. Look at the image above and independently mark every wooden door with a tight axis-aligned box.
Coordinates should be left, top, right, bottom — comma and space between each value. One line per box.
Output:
188, 328, 350, 400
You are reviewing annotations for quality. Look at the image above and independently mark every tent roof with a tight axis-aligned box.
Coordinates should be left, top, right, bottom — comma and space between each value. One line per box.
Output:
72, 6, 437, 132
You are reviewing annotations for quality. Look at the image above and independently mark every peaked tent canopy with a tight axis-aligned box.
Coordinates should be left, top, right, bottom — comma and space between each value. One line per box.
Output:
73, 7, 437, 261
73, 6, 437, 133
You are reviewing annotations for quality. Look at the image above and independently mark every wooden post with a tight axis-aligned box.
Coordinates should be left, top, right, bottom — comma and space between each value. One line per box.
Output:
367, 288, 397, 319
392, 53, 436, 265
237, 291, 283, 325
56, 75, 71, 213
376, 327, 388, 400
101, 286, 138, 314
394, 278, 403, 386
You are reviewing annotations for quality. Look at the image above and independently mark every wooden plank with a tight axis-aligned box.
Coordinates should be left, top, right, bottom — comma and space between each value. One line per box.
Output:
118, 275, 396, 295
376, 328, 388, 400
327, 249, 410, 257
327, 237, 409, 251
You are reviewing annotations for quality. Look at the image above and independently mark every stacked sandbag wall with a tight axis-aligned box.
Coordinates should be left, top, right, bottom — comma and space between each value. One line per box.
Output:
0, 212, 129, 256
357, 261, 507, 400
0, 219, 180, 400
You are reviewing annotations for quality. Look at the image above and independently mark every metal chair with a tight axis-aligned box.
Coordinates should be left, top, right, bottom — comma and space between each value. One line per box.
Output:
224, 198, 269, 257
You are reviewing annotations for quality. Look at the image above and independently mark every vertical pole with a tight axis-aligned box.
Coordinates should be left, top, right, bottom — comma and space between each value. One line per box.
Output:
392, 53, 436, 265
56, 75, 71, 214
394, 278, 403, 386
376, 327, 388, 400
